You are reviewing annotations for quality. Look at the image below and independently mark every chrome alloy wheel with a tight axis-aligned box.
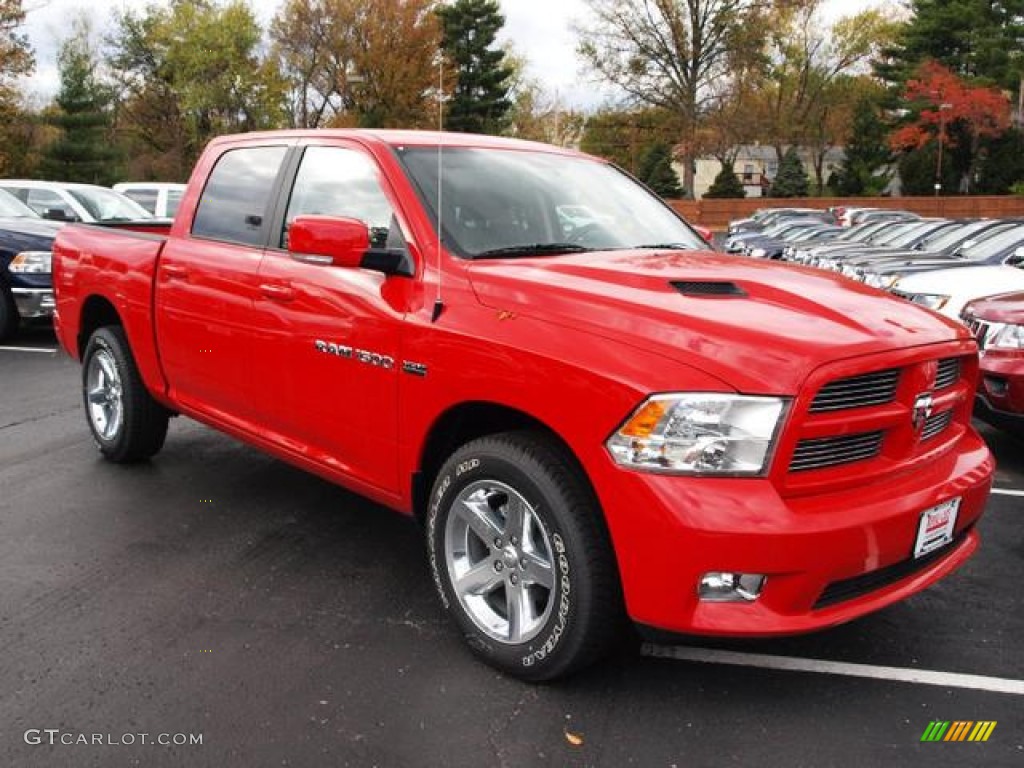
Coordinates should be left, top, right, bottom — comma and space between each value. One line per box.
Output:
445, 480, 556, 644
85, 348, 123, 441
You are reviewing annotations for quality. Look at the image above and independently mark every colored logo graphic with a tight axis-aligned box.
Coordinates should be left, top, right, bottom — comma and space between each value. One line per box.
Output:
921, 721, 997, 742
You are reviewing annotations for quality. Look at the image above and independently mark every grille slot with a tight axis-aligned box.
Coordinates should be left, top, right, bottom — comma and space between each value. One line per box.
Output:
921, 410, 953, 441
790, 431, 884, 472
935, 358, 960, 390
810, 369, 900, 413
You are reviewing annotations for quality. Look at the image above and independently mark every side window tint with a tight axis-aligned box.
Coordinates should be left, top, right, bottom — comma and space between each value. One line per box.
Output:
125, 189, 159, 214
283, 146, 399, 250
27, 189, 76, 220
165, 189, 184, 217
192, 146, 288, 246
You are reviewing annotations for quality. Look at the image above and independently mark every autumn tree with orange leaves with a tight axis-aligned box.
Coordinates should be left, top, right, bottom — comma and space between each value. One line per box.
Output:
889, 61, 1010, 194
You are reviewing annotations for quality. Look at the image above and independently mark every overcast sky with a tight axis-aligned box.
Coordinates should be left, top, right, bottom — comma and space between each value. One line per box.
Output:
19, 0, 880, 110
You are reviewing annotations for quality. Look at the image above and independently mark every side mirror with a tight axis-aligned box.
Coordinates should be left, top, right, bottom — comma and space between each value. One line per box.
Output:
288, 215, 412, 276
289, 215, 370, 268
1007, 246, 1024, 266
693, 224, 715, 246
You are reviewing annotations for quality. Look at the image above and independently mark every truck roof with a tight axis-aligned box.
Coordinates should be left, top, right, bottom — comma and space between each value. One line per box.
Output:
205, 129, 590, 157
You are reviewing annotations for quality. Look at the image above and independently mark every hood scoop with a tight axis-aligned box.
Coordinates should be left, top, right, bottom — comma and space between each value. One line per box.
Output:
671, 280, 747, 297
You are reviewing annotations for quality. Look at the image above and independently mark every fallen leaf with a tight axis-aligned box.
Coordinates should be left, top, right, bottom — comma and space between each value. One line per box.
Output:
565, 730, 584, 747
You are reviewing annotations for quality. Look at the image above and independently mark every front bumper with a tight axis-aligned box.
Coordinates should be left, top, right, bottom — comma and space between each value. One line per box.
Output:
11, 288, 55, 319
596, 429, 993, 636
974, 353, 1024, 434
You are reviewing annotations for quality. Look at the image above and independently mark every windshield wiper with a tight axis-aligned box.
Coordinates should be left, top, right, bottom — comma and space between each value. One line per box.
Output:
633, 243, 694, 250
474, 243, 593, 259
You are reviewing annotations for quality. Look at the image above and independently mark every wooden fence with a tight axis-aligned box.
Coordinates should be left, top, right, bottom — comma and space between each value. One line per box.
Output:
666, 196, 1024, 230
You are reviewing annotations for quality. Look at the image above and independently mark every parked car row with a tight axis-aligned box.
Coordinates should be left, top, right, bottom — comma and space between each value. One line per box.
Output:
728, 209, 1024, 436
0, 179, 183, 340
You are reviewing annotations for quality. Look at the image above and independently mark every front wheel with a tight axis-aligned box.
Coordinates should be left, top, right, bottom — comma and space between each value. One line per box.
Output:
0, 286, 19, 341
426, 431, 623, 681
82, 326, 169, 463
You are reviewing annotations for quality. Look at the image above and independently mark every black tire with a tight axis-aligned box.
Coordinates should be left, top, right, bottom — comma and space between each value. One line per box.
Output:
426, 431, 623, 681
0, 285, 19, 342
81, 326, 169, 463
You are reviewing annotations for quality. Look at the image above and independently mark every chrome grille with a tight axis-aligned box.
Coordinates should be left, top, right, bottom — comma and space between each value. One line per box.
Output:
921, 410, 953, 441
935, 358, 960, 390
810, 369, 900, 413
962, 315, 1000, 350
790, 431, 884, 472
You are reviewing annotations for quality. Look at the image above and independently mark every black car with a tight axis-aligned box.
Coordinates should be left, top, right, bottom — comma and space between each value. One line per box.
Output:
0, 190, 60, 340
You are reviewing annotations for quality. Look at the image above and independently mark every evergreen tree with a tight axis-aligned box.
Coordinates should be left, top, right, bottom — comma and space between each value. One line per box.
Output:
896, 141, 959, 195
975, 129, 1024, 193
877, 0, 1024, 90
769, 148, 809, 198
39, 21, 120, 183
438, 0, 513, 134
836, 99, 892, 196
636, 143, 684, 197
704, 163, 746, 198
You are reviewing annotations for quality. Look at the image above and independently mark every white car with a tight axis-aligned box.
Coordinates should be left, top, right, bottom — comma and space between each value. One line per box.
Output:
113, 182, 186, 218
0, 180, 152, 223
891, 262, 1024, 319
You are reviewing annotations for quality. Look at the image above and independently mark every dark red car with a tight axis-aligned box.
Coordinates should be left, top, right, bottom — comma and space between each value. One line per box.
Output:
963, 292, 1024, 434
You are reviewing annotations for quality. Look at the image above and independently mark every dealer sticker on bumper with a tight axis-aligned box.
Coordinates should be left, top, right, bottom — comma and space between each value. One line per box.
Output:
914, 497, 960, 558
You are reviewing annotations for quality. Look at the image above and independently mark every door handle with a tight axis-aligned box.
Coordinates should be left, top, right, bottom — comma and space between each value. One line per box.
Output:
259, 283, 296, 302
163, 263, 189, 280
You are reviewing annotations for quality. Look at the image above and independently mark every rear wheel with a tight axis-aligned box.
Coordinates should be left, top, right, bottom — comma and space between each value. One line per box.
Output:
426, 431, 623, 681
82, 326, 168, 462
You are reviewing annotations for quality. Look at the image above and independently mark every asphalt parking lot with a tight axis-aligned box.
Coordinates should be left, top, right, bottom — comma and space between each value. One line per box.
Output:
1, 326, 1022, 767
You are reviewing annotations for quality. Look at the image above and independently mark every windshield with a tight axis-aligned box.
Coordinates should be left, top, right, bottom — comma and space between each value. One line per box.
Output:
838, 220, 891, 242
396, 147, 705, 258
959, 225, 1024, 261
921, 220, 996, 252
0, 188, 39, 218
67, 187, 153, 222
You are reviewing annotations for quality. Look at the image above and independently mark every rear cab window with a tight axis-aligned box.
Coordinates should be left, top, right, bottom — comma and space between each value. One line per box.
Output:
192, 146, 289, 246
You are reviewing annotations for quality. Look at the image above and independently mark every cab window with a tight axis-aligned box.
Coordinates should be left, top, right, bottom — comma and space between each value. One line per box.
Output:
282, 146, 400, 250
192, 146, 288, 246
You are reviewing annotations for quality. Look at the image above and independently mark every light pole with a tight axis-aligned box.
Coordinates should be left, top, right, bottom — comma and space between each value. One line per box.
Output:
935, 103, 953, 196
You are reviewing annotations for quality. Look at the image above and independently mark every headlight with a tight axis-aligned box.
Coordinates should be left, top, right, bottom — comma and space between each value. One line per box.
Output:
607, 393, 787, 475
9, 251, 52, 274
908, 293, 951, 310
865, 272, 896, 289
989, 323, 1024, 349
750, 247, 766, 258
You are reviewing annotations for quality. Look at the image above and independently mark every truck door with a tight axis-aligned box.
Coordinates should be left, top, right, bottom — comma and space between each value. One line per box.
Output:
254, 143, 407, 494
155, 144, 289, 427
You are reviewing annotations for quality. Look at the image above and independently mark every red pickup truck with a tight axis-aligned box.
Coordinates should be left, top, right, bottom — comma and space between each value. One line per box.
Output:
53, 130, 993, 680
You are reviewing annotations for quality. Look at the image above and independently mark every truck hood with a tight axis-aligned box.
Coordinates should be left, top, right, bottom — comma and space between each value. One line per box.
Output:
965, 291, 1024, 323
0, 216, 61, 241
466, 250, 966, 394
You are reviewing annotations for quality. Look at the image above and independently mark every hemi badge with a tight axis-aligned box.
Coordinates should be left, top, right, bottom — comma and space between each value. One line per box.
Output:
402, 361, 428, 377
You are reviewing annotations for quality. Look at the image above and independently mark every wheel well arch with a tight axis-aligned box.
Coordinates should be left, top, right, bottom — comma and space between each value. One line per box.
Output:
411, 401, 593, 524
77, 295, 122, 359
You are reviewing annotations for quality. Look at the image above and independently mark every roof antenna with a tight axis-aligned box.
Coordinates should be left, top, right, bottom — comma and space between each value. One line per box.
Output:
431, 48, 446, 323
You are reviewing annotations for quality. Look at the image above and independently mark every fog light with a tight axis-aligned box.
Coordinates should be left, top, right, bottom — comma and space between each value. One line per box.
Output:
698, 572, 766, 602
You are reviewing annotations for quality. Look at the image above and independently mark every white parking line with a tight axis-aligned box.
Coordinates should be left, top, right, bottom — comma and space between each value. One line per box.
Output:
0, 346, 56, 354
991, 488, 1024, 497
641, 645, 1024, 696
